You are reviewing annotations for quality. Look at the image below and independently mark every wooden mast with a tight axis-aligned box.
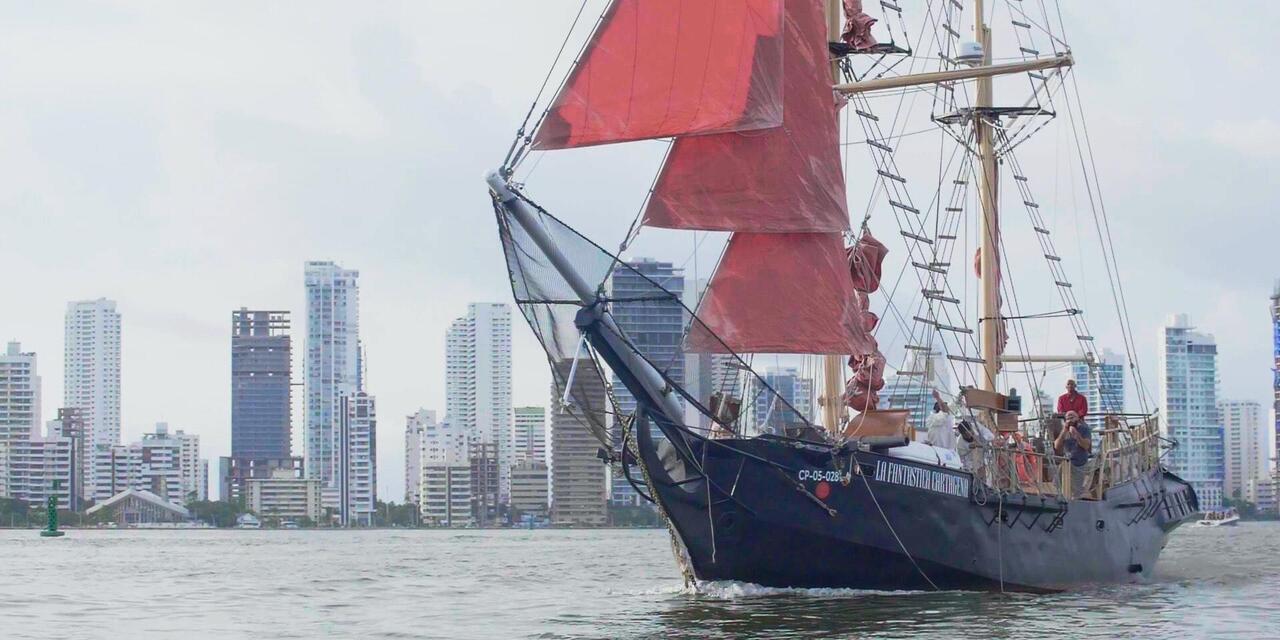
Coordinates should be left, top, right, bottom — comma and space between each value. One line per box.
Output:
974, 0, 1001, 392
821, 0, 847, 435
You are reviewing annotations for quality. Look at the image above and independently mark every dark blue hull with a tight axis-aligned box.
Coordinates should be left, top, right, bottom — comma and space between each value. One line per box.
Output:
636, 417, 1199, 593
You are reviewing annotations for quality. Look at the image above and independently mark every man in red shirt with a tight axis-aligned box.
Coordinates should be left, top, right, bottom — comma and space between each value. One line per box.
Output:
1056, 379, 1088, 419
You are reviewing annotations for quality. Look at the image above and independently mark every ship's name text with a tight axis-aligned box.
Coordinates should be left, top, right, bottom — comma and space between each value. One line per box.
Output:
873, 460, 970, 498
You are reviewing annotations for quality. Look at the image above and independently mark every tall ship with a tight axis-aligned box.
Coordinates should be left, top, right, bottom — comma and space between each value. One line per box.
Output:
485, 0, 1198, 592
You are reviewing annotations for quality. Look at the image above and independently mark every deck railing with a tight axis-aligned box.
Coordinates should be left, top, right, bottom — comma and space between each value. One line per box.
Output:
969, 415, 1162, 500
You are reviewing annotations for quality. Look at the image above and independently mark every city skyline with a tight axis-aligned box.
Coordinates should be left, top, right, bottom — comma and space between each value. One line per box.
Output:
2, 5, 1278, 504
5, 286, 1279, 505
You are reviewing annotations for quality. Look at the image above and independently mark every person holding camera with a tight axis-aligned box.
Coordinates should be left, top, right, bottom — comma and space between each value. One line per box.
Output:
1054, 410, 1093, 496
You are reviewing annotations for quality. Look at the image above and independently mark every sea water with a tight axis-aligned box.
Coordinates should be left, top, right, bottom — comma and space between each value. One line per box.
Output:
2, 523, 1277, 639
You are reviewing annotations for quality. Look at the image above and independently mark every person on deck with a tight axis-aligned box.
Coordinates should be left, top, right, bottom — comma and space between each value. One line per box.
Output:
923, 389, 957, 450
1056, 379, 1088, 419
1054, 410, 1093, 496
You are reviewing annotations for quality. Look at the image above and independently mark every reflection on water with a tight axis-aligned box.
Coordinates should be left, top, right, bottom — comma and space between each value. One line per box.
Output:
1, 523, 1276, 639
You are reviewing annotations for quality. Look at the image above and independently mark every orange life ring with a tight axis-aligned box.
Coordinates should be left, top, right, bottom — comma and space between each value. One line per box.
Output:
1012, 435, 1036, 485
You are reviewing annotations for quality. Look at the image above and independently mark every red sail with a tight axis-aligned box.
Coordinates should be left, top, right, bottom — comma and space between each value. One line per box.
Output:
686, 233, 875, 355
644, 0, 848, 233
531, 0, 785, 150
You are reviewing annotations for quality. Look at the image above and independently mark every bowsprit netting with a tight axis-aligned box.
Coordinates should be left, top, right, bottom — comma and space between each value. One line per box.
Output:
494, 195, 821, 452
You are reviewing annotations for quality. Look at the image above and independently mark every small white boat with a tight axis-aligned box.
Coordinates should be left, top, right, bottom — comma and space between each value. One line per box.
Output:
236, 513, 262, 529
1196, 508, 1240, 527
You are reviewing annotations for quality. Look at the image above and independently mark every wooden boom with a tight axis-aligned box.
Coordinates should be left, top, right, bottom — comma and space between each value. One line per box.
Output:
833, 54, 1073, 96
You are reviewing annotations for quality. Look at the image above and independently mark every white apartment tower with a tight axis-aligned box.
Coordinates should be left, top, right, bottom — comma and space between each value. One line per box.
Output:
419, 417, 471, 527
304, 262, 361, 505
339, 391, 377, 526
0, 342, 41, 444
65, 298, 122, 498
1159, 314, 1225, 510
446, 304, 514, 505
404, 408, 438, 505
1219, 400, 1266, 501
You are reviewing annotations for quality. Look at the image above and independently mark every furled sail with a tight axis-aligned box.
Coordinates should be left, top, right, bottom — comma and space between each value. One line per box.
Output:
844, 230, 889, 410
840, 0, 878, 51
685, 233, 875, 355
531, 0, 785, 150
644, 0, 848, 233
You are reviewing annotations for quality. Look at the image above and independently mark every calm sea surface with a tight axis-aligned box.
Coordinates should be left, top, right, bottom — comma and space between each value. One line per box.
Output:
2, 523, 1278, 639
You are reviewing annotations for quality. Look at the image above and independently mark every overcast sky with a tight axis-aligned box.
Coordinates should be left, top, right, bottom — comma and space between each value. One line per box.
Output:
2, 1, 1278, 500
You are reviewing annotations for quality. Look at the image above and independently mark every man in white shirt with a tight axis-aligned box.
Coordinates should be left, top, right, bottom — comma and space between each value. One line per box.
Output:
923, 389, 957, 450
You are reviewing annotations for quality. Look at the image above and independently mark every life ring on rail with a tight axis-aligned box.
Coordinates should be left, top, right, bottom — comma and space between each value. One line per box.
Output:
1011, 435, 1036, 485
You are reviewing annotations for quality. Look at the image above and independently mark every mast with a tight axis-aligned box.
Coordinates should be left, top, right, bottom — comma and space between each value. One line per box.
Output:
974, 0, 1000, 392
821, 0, 846, 434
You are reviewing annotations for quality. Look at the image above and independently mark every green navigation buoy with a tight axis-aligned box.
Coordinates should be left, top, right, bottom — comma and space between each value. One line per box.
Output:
40, 480, 65, 538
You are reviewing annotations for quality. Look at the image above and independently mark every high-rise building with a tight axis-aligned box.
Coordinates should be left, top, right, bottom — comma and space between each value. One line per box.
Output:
608, 259, 686, 415
247, 469, 323, 523
549, 358, 607, 526
1219, 400, 1266, 501
510, 459, 549, 519
96, 423, 205, 505
513, 406, 546, 465
1159, 314, 1224, 510
752, 367, 815, 433
446, 303, 513, 509
304, 261, 361, 509
231, 309, 292, 460
470, 442, 500, 525
881, 349, 950, 432
0, 341, 41, 445
1072, 349, 1126, 432
65, 298, 122, 497
404, 409, 438, 505
608, 260, 684, 507
338, 391, 377, 526
45, 409, 88, 509
419, 418, 471, 527
219, 457, 304, 504
1271, 282, 1280, 464
0, 436, 74, 508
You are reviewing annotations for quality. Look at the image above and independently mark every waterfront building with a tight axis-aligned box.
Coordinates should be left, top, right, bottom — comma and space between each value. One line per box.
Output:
608, 260, 684, 506
65, 298, 122, 499
752, 367, 815, 433
85, 488, 189, 524
881, 349, 950, 432
404, 409, 438, 505
1022, 389, 1055, 421
550, 358, 607, 526
45, 409, 88, 509
225, 309, 298, 502
470, 441, 500, 525
219, 457, 303, 503
338, 392, 377, 526
419, 417, 471, 527
510, 459, 549, 518
231, 309, 292, 460
1158, 314, 1225, 510
421, 465, 471, 527
1072, 349, 1126, 432
1245, 474, 1277, 515
1219, 400, 1267, 501
246, 469, 323, 523
304, 261, 361, 508
513, 406, 546, 465
1272, 282, 1280, 463
0, 436, 74, 508
446, 303, 513, 509
0, 342, 41, 444
94, 423, 206, 506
